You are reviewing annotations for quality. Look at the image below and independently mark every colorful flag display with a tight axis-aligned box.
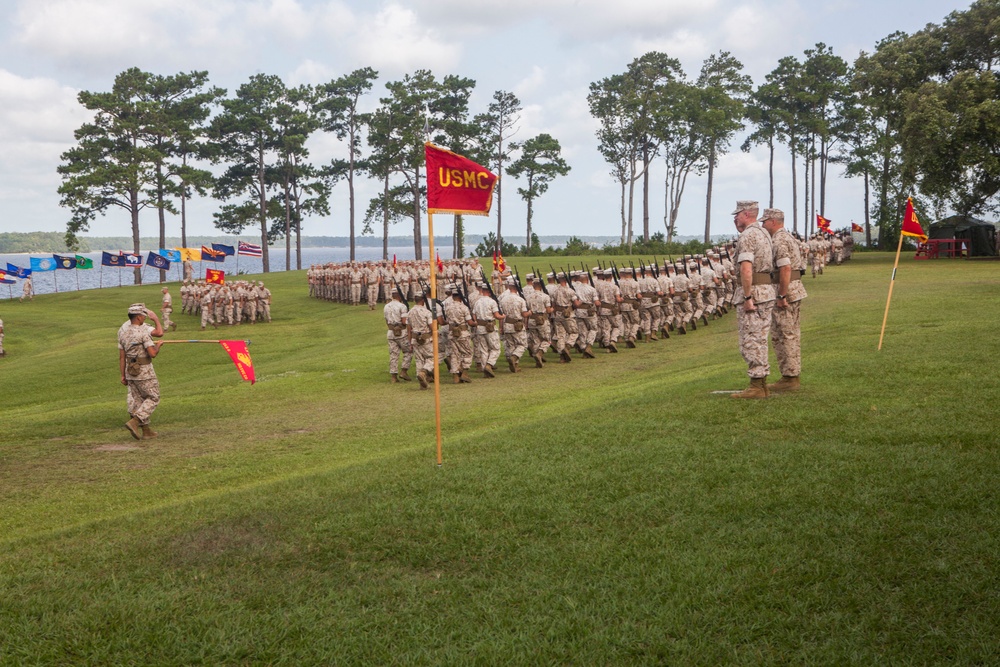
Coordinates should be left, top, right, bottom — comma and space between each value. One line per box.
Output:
53, 254, 77, 270
146, 251, 171, 270
851, 222, 864, 233
212, 243, 235, 256
206, 268, 225, 285
201, 245, 226, 262
75, 255, 94, 269
425, 142, 498, 216
123, 253, 143, 267
30, 257, 56, 272
901, 197, 928, 243
159, 248, 182, 263
175, 247, 201, 262
237, 241, 262, 257
219, 340, 255, 384
0, 278, 15, 285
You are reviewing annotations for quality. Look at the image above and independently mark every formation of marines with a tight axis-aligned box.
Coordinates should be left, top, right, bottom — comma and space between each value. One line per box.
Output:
378, 254, 750, 388
807, 231, 854, 277
307, 258, 488, 308
177, 279, 273, 330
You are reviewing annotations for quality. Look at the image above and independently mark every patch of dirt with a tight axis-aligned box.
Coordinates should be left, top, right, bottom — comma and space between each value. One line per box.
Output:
94, 444, 142, 451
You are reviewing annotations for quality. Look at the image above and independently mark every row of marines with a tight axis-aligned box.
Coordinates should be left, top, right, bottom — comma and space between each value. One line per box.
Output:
308, 258, 485, 308
383, 256, 751, 388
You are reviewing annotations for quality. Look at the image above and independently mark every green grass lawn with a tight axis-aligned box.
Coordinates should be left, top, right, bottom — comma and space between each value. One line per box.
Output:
1, 253, 998, 665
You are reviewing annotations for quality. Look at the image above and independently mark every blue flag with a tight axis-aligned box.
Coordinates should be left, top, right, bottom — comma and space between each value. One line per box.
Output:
212, 243, 235, 256
0, 278, 15, 284
30, 257, 57, 272
159, 248, 182, 262
124, 253, 142, 267
7, 263, 31, 278
146, 251, 171, 270
53, 254, 77, 270
102, 252, 124, 267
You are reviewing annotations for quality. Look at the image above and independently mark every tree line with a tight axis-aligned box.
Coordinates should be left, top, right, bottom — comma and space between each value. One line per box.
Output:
58, 69, 570, 281
589, 1, 1000, 250
58, 1, 1000, 281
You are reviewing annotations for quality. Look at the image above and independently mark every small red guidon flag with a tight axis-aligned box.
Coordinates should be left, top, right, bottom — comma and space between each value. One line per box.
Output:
219, 340, 255, 384
901, 197, 928, 244
206, 268, 225, 285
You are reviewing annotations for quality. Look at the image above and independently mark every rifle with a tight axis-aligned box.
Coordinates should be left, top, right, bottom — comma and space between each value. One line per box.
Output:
479, 267, 501, 310
609, 261, 621, 287
392, 277, 409, 309
455, 279, 472, 311
653, 255, 660, 278
419, 278, 445, 318
512, 271, 526, 300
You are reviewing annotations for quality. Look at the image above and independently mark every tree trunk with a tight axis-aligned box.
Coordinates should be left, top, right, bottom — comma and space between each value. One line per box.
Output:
348, 134, 356, 262
810, 134, 817, 234
258, 144, 269, 273
864, 167, 872, 246
768, 137, 775, 208
382, 173, 389, 260
131, 189, 142, 285
820, 135, 828, 216
803, 141, 810, 237
157, 176, 167, 283
181, 154, 189, 249
791, 137, 798, 236
495, 138, 503, 252
642, 143, 650, 242
284, 175, 292, 272
704, 141, 716, 245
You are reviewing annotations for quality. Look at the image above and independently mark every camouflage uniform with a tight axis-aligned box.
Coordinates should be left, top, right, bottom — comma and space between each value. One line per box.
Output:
443, 295, 474, 379
161, 289, 174, 330
383, 298, 412, 377
118, 318, 159, 426
471, 290, 503, 373
572, 274, 600, 353
525, 281, 553, 364
594, 273, 622, 349
550, 277, 580, 358
735, 221, 776, 379
770, 226, 808, 379
618, 271, 640, 344
407, 300, 435, 384
498, 287, 529, 371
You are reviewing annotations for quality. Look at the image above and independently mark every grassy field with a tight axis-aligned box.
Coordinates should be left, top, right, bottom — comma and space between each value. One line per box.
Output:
0, 252, 998, 665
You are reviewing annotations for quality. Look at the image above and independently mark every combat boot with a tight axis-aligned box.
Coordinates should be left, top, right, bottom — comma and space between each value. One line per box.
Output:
648, 332, 658, 341
508, 358, 516, 373
678, 325, 686, 334
460, 370, 473, 383
124, 417, 141, 440
701, 314, 709, 326
690, 319, 697, 331
608, 341, 618, 353
626, 339, 636, 348
534, 351, 544, 368
398, 368, 411, 382
483, 364, 495, 378
769, 375, 800, 394
583, 345, 595, 358
390, 373, 399, 383
560, 349, 572, 362
417, 370, 429, 389
512, 357, 521, 373
453, 373, 462, 384
730, 377, 769, 399
141, 425, 158, 439
660, 327, 670, 339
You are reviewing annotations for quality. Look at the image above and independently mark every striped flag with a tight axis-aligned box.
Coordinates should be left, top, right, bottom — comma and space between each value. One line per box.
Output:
238, 241, 262, 257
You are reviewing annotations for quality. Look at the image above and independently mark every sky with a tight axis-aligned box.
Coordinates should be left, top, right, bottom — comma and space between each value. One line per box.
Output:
0, 0, 973, 247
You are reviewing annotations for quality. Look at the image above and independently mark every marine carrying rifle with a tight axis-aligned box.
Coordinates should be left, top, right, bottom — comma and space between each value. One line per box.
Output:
392, 277, 409, 309
479, 267, 501, 310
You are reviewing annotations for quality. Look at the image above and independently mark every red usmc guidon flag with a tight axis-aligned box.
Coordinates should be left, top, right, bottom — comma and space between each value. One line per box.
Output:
425, 143, 498, 216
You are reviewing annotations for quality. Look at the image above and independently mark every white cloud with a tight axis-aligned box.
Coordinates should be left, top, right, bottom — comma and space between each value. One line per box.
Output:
345, 4, 462, 75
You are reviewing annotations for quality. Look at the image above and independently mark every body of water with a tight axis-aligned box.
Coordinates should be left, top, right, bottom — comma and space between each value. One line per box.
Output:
1, 246, 475, 297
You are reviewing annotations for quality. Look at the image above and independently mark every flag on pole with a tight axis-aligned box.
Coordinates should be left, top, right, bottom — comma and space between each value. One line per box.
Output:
159, 248, 182, 262
176, 247, 201, 262
436, 253, 444, 274
123, 253, 143, 267
146, 251, 171, 270
101, 252, 124, 267
498, 251, 506, 272
206, 268, 225, 285
392, 254, 397, 269
212, 243, 235, 256
201, 245, 226, 262
492, 251, 499, 270
219, 340, 255, 384
851, 222, 864, 233
425, 142, 498, 216
75, 255, 94, 269
237, 241, 262, 257
901, 197, 928, 243
53, 254, 77, 270
30, 257, 56, 272
7, 263, 30, 278
817, 214, 831, 229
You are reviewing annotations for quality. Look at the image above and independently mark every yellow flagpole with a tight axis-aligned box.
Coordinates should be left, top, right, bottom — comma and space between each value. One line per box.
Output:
427, 212, 444, 466
878, 230, 906, 350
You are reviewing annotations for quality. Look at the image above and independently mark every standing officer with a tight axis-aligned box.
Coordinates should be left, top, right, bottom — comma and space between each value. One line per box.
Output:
731, 200, 776, 398
762, 209, 807, 393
